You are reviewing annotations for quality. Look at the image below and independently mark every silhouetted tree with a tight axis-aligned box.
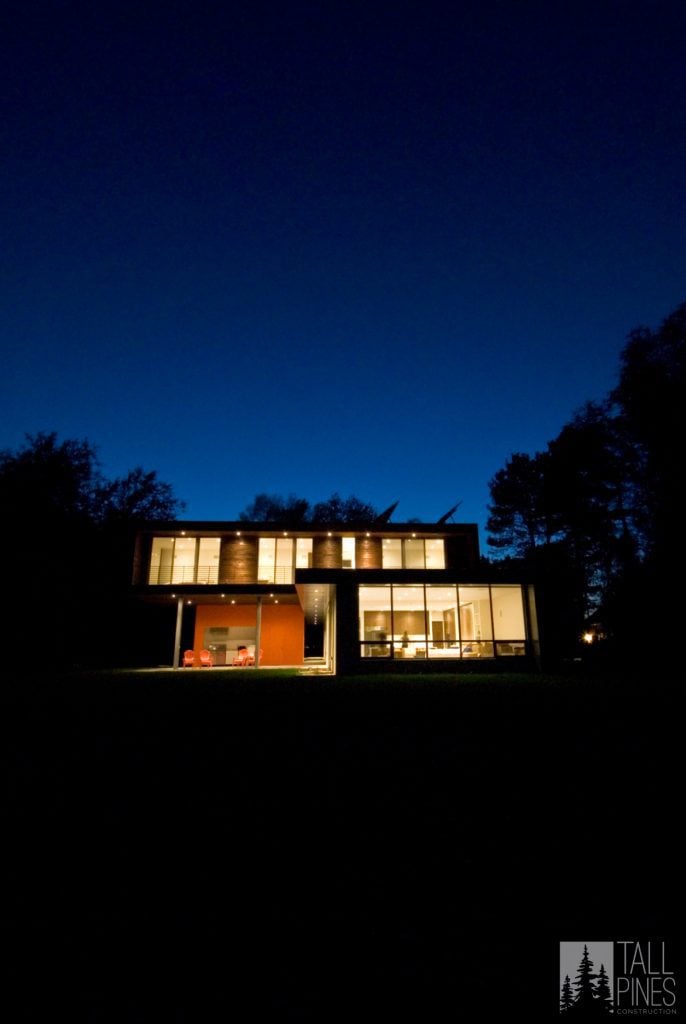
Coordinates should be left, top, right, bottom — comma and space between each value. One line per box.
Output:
0, 432, 183, 667
594, 963, 613, 1015
310, 492, 378, 524
486, 451, 554, 556
610, 300, 686, 651
94, 467, 184, 523
486, 301, 685, 664
0, 431, 100, 524
560, 974, 574, 1013
238, 491, 378, 525
573, 945, 597, 1013
238, 492, 310, 524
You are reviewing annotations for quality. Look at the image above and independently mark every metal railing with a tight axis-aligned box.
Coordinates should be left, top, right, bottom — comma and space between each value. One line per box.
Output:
148, 565, 219, 585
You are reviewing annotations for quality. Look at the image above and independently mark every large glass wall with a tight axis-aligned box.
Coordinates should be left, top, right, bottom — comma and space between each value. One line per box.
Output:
358, 583, 527, 659
148, 537, 220, 584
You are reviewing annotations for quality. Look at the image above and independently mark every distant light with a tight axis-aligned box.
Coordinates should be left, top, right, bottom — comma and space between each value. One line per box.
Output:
582, 632, 595, 644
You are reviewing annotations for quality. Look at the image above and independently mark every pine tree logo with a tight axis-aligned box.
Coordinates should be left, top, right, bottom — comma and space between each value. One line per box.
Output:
560, 942, 614, 1016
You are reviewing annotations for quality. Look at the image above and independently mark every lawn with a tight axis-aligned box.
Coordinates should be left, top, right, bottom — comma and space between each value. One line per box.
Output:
5, 667, 680, 1020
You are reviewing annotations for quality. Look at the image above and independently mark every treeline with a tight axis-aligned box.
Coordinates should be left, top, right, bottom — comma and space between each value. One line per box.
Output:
0, 432, 184, 667
486, 300, 686, 666
238, 492, 379, 525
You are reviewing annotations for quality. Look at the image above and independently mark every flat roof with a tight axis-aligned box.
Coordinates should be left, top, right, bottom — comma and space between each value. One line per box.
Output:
136, 520, 479, 536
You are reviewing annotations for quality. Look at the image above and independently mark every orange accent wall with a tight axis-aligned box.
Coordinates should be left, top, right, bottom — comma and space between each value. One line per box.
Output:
193, 603, 304, 666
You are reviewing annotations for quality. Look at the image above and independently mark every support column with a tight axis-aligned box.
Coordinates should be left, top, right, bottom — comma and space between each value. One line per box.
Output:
173, 597, 183, 669
254, 596, 262, 668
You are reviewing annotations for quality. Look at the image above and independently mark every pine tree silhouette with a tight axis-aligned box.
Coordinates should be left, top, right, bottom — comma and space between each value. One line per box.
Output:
560, 973, 575, 1013
573, 945, 598, 1013
594, 963, 613, 1016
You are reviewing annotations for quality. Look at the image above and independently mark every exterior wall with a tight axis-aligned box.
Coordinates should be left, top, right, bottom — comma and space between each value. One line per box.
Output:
444, 531, 479, 570
313, 535, 342, 569
219, 536, 258, 584
261, 605, 304, 665
355, 535, 382, 569
193, 603, 304, 666
132, 533, 152, 585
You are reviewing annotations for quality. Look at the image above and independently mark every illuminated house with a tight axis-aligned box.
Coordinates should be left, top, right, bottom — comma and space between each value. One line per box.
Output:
131, 519, 539, 671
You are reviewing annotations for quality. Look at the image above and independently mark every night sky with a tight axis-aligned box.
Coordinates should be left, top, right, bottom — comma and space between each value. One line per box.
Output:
2, 1, 685, 537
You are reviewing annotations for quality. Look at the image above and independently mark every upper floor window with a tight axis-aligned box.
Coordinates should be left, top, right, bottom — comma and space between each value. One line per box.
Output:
148, 537, 220, 584
382, 537, 445, 569
342, 536, 356, 568
258, 537, 294, 584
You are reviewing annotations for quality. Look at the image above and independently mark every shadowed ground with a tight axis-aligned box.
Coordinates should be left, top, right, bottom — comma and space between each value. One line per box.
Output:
5, 669, 680, 1021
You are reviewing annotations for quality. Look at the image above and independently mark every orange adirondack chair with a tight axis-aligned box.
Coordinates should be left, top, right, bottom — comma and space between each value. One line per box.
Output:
232, 647, 250, 666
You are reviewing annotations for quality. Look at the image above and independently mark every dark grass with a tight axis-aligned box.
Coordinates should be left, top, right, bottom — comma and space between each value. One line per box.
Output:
4, 668, 682, 1021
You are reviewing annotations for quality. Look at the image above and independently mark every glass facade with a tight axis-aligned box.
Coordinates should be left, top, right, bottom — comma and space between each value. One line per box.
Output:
359, 583, 527, 659
148, 537, 220, 584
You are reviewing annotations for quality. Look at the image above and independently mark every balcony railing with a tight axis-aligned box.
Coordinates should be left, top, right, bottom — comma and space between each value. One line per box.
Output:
148, 565, 219, 585
147, 564, 296, 585
257, 566, 295, 584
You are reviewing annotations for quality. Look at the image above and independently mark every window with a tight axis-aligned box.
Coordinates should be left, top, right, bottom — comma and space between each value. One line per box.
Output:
359, 585, 391, 658
392, 585, 427, 657
382, 538, 402, 568
425, 538, 446, 569
148, 537, 220, 584
342, 536, 356, 568
296, 538, 313, 568
381, 538, 445, 569
458, 586, 494, 658
491, 585, 527, 655
426, 586, 459, 658
258, 537, 294, 584
358, 583, 527, 660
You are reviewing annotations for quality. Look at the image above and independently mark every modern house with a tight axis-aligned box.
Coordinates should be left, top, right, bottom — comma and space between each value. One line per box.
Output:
131, 518, 539, 672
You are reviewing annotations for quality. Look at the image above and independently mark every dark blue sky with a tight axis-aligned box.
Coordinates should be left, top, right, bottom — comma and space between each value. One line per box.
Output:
2, 1, 684, 538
